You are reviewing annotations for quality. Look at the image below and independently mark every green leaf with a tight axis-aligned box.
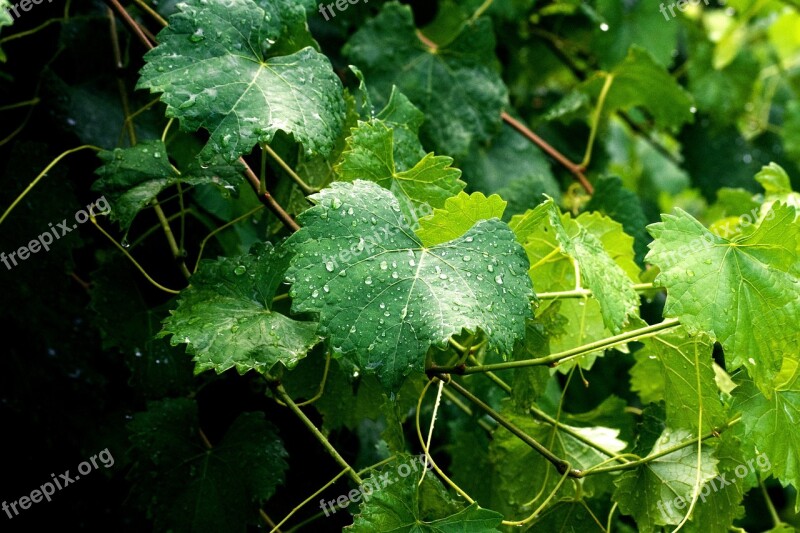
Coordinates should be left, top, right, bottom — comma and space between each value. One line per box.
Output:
160, 242, 320, 376
416, 191, 507, 247
344, 2, 508, 157
613, 428, 719, 531
732, 371, 800, 493
92, 140, 242, 230
285, 180, 533, 391
335, 120, 465, 225
91, 258, 193, 398
375, 86, 427, 170
646, 203, 800, 395
580, 47, 694, 133
511, 199, 640, 333
137, 0, 345, 162
346, 454, 504, 531
128, 399, 287, 532
529, 499, 606, 532
756, 163, 800, 212
635, 327, 727, 432
585, 176, 649, 265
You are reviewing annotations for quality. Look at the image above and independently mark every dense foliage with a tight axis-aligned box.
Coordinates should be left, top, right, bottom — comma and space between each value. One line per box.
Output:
1, 0, 800, 531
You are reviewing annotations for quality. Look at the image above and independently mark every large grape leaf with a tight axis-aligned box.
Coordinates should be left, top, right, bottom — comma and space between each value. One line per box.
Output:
285, 180, 533, 391
137, 0, 345, 163
346, 455, 503, 531
646, 203, 800, 395
732, 370, 800, 493
128, 399, 287, 532
613, 428, 719, 531
634, 327, 727, 433
93, 140, 243, 230
335, 120, 464, 225
343, 2, 508, 157
580, 46, 694, 133
160, 242, 320, 376
416, 191, 507, 247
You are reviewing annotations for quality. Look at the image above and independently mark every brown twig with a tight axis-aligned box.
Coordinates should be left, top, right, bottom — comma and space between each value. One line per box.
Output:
501, 111, 594, 194
242, 160, 301, 232
105, 0, 153, 50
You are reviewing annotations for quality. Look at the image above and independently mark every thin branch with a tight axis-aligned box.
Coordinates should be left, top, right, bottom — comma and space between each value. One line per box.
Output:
429, 318, 680, 374
263, 144, 316, 195
105, 0, 153, 50
271, 384, 362, 485
241, 159, 301, 232
537, 283, 655, 300
501, 111, 594, 194
151, 198, 192, 279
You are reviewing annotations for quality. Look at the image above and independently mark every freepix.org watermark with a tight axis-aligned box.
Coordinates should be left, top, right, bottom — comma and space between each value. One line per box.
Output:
1, 196, 109, 271
657, 452, 771, 519
3, 0, 55, 22
319, 454, 432, 516
2, 448, 114, 520
659, 0, 711, 21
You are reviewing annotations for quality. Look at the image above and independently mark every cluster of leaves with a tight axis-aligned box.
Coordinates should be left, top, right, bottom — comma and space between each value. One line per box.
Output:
2, 0, 800, 531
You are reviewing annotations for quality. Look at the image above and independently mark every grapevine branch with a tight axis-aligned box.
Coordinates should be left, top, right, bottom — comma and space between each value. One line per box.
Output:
106, 0, 301, 233
428, 318, 681, 375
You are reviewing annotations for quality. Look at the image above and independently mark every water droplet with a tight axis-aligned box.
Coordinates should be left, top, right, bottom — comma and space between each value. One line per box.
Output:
365, 277, 373, 285
462, 255, 471, 262
465, 236, 474, 243
380, 261, 388, 270
331, 198, 342, 209
391, 272, 399, 279
687, 269, 695, 277
488, 264, 494, 272
312, 290, 319, 298
439, 273, 447, 280
326, 262, 335, 272
234, 265, 247, 275
495, 275, 503, 285
409, 259, 416, 267
231, 325, 239, 333
323, 284, 330, 293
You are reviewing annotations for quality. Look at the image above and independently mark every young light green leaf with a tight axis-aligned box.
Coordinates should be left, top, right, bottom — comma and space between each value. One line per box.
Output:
137, 0, 345, 162
346, 454, 503, 531
0, 0, 12, 62
344, 2, 508, 157
93, 140, 242, 230
285, 180, 533, 391
511, 199, 640, 333
613, 428, 719, 531
647, 203, 800, 395
580, 47, 694, 132
160, 242, 320, 376
335, 120, 464, 225
128, 399, 288, 531
416, 191, 507, 247
756, 163, 800, 212
636, 327, 727, 432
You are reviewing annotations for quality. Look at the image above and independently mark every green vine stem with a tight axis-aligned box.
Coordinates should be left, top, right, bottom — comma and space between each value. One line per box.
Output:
271, 384, 363, 485
580, 73, 614, 170
429, 318, 681, 375
263, 143, 316, 195
537, 283, 655, 300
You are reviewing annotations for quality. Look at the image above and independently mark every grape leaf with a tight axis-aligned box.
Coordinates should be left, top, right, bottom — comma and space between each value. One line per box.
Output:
335, 119, 465, 225
511, 199, 640, 333
93, 140, 242, 230
160, 242, 320, 376
613, 428, 719, 531
128, 399, 287, 532
344, 2, 508, 157
732, 371, 800, 493
646, 203, 800, 395
285, 180, 533, 391
137, 0, 345, 163
346, 454, 503, 531
585, 176, 649, 265
375, 86, 427, 170
580, 46, 694, 132
635, 327, 727, 432
529, 499, 606, 532
416, 191, 507, 247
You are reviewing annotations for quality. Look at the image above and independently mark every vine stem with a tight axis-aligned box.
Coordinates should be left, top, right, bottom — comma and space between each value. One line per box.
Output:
106, 0, 153, 49
151, 199, 192, 279
89, 215, 181, 295
429, 318, 681, 374
262, 144, 316, 195
0, 98, 40, 113
537, 283, 655, 300
580, 73, 614, 169
132, 0, 168, 27
501, 111, 594, 194
0, 145, 102, 226
759, 476, 781, 527
437, 376, 576, 476
271, 384, 362, 485
194, 205, 265, 272
468, 0, 494, 23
